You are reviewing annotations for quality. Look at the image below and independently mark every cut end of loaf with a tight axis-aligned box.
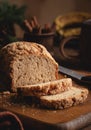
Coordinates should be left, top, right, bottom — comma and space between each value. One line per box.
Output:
40, 87, 89, 109
12, 54, 58, 91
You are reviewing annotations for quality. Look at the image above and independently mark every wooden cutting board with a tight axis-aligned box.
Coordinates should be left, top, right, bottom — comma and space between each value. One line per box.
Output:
0, 74, 91, 130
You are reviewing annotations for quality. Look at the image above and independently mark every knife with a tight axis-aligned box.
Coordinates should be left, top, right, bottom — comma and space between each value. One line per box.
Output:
59, 65, 91, 85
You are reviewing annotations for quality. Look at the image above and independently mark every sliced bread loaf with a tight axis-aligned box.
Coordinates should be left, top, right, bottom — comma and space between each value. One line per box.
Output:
40, 87, 88, 109
0, 42, 58, 92
17, 78, 72, 96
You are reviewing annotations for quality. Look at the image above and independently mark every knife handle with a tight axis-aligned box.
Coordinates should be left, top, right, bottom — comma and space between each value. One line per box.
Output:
81, 75, 91, 82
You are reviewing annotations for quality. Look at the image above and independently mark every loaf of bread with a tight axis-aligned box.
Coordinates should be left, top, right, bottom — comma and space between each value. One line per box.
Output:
0, 42, 58, 92
17, 78, 72, 96
40, 87, 88, 109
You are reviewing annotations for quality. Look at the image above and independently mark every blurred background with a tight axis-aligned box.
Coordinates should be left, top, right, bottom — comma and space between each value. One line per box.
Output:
0, 0, 91, 46
7, 0, 91, 25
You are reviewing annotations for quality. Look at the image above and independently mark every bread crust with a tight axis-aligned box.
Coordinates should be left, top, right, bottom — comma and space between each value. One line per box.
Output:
40, 87, 89, 109
17, 78, 72, 97
0, 42, 57, 64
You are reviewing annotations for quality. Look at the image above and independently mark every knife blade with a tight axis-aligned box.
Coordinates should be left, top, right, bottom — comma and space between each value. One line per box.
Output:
59, 65, 91, 85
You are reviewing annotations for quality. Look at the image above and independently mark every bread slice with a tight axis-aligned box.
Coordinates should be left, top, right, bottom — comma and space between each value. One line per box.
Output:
40, 87, 89, 109
17, 78, 72, 97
